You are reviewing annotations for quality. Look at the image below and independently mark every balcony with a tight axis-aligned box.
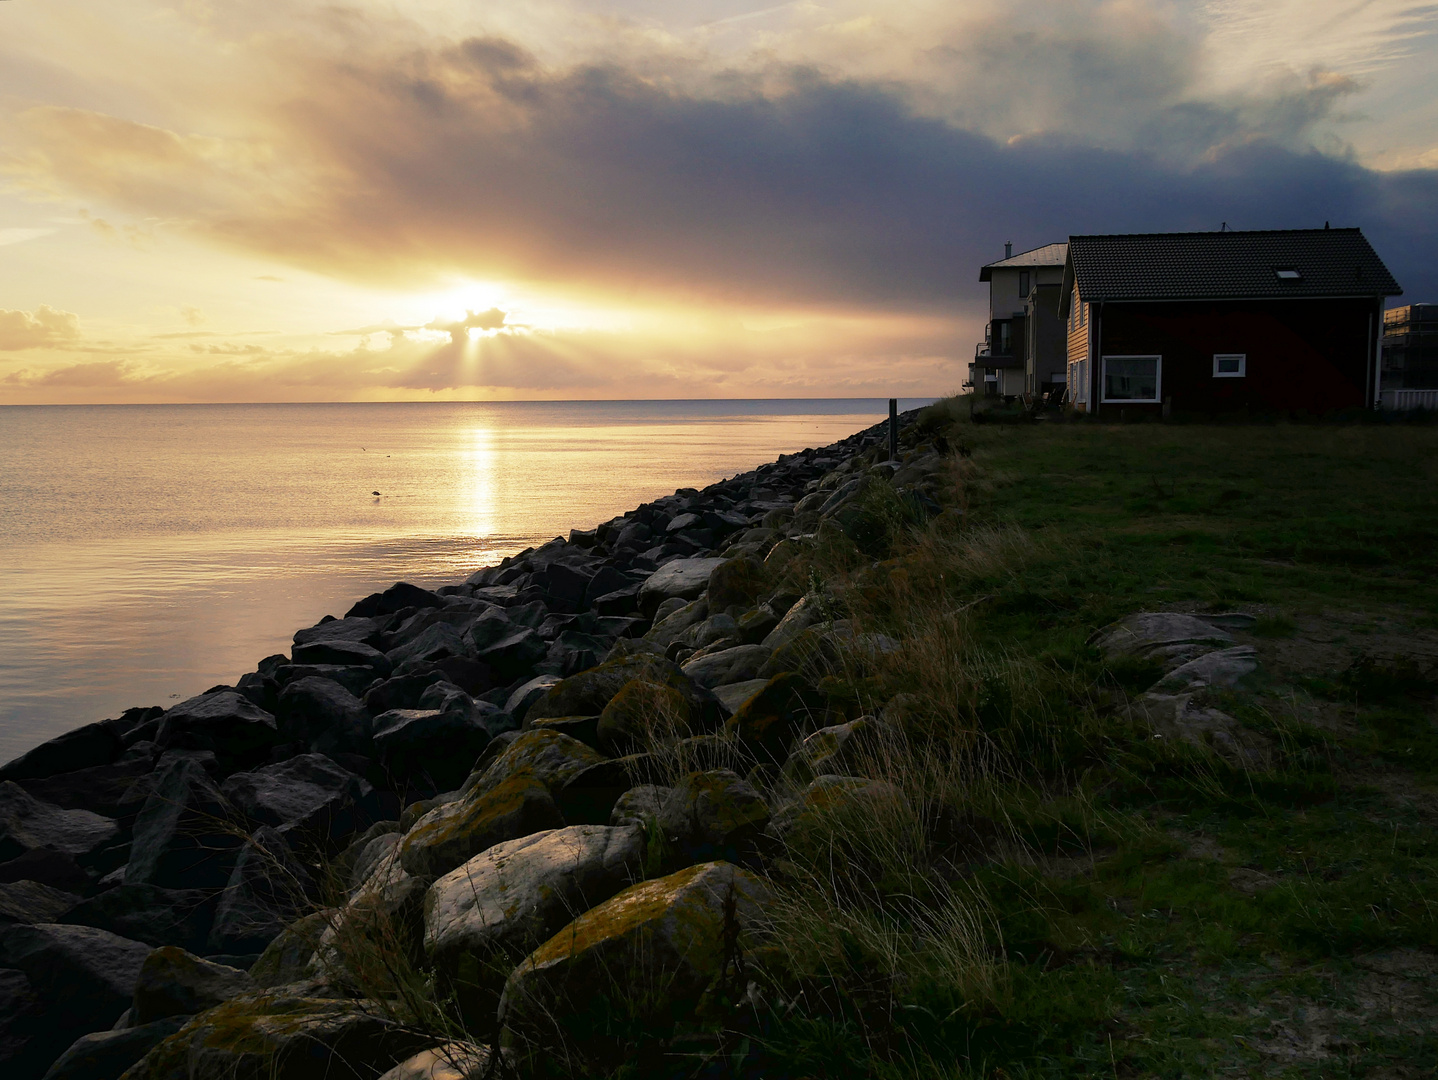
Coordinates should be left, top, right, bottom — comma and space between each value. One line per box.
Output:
974, 342, 1022, 367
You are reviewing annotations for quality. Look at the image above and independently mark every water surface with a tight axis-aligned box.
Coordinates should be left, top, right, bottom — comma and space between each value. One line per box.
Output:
0, 400, 927, 761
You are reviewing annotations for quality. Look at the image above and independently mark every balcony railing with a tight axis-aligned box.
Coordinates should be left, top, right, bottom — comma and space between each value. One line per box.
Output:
1380, 388, 1438, 411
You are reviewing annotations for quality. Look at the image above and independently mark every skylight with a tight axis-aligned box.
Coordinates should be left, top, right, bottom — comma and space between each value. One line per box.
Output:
1275, 268, 1303, 280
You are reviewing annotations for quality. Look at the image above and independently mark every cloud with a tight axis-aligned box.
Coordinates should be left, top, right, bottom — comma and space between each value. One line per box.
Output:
0, 227, 54, 247
4, 359, 142, 387
0, 305, 81, 350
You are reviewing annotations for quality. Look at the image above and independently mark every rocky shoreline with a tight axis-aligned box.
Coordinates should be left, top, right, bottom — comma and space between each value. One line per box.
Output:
0, 405, 949, 1080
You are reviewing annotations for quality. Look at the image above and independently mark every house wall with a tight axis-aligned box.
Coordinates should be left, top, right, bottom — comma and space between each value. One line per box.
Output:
1027, 282, 1067, 393
1065, 286, 1092, 408
1093, 298, 1378, 416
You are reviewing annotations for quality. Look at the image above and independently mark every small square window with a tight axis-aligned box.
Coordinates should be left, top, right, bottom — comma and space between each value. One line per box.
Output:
1274, 268, 1302, 280
1213, 353, 1246, 378
1019, 271, 1030, 297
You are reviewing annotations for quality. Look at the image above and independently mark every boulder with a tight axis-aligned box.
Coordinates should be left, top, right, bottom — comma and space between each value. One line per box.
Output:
220, 755, 374, 845
608, 785, 675, 829
424, 825, 645, 1018
0, 723, 122, 784
461, 730, 606, 802
18, 757, 159, 821
131, 947, 254, 1025
0, 880, 78, 925
736, 605, 780, 644
474, 627, 548, 681
528, 653, 720, 733
1089, 612, 1235, 664
398, 774, 565, 879
248, 910, 331, 988
348, 832, 402, 896
767, 775, 906, 843
555, 758, 651, 826
292, 640, 393, 678
503, 675, 562, 721
39, 1018, 186, 1080
681, 644, 771, 690
207, 827, 312, 956
154, 693, 280, 765
659, 770, 769, 862
363, 672, 446, 715
782, 717, 883, 785
706, 556, 767, 610
372, 709, 490, 795
498, 861, 771, 1068
275, 663, 377, 697
0, 923, 151, 1036
0, 782, 119, 864
62, 884, 215, 953
120, 990, 431, 1080
347, 581, 447, 619
1129, 693, 1271, 767
713, 679, 769, 716
275, 677, 372, 757
293, 616, 387, 649
594, 679, 694, 755
761, 595, 820, 650
1151, 646, 1260, 694
691, 613, 739, 650
126, 759, 239, 891
0, 849, 91, 892
637, 557, 727, 617
376, 1043, 490, 1080
385, 622, 473, 670
724, 673, 814, 764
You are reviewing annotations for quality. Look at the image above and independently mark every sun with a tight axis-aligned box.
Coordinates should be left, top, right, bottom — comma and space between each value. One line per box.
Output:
409, 280, 510, 324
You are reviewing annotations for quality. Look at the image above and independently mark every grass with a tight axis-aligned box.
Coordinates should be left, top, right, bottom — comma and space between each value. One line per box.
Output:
735, 407, 1438, 1079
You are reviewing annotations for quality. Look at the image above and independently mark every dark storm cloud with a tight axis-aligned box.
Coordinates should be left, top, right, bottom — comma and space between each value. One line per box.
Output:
15, 34, 1438, 308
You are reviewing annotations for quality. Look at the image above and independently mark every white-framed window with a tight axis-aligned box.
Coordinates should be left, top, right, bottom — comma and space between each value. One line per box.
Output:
1101, 355, 1162, 403
1213, 353, 1246, 378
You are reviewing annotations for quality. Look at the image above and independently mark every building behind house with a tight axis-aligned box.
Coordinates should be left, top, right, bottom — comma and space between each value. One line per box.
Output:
970, 241, 1068, 400
1057, 228, 1401, 417
1380, 304, 1438, 410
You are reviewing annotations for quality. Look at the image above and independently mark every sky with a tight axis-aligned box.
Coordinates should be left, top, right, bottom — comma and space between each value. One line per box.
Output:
1, 0, 1436, 403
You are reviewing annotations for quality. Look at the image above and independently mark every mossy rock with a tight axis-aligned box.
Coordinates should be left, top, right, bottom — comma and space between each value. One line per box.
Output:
121, 990, 431, 1080
526, 654, 694, 722
250, 911, 333, 987
780, 716, 883, 786
595, 678, 700, 755
643, 599, 709, 648
461, 729, 606, 801
706, 556, 767, 610
498, 861, 772, 1073
399, 770, 565, 878
723, 672, 817, 764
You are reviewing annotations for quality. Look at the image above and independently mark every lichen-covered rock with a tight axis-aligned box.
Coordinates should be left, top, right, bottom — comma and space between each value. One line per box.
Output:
705, 556, 767, 611
1151, 646, 1260, 694
120, 990, 431, 1080
1129, 693, 1271, 767
681, 644, 771, 690
0, 781, 119, 869
712, 678, 770, 716
424, 825, 645, 1020
460, 730, 606, 802
1089, 612, 1235, 665
43, 1018, 187, 1080
760, 595, 820, 650
643, 599, 708, 648
608, 785, 675, 829
723, 672, 813, 764
782, 717, 883, 785
398, 773, 565, 879
526, 653, 704, 724
661, 771, 769, 858
132, 947, 254, 1025
375, 1043, 490, 1080
249, 911, 332, 988
498, 861, 771, 1069
594, 679, 693, 755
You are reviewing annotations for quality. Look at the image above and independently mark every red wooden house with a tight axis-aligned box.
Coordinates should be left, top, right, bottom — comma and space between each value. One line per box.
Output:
1058, 228, 1402, 417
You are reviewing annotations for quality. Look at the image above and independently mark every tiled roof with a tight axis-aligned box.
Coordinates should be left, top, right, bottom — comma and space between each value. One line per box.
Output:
1063, 229, 1401, 305
980, 242, 1068, 281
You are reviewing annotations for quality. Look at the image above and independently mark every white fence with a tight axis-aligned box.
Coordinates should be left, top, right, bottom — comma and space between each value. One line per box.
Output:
1380, 388, 1438, 411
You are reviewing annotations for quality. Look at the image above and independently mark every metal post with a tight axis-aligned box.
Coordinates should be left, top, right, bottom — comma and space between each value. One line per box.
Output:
888, 398, 898, 462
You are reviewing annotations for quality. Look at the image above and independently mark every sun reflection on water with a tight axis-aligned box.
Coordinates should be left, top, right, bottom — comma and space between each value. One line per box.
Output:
463, 425, 497, 539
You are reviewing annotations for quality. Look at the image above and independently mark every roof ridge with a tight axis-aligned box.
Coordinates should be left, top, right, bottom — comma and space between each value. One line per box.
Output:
1069, 227, 1360, 240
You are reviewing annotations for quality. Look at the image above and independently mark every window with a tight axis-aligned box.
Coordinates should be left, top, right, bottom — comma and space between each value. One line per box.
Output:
1019, 271, 1030, 298
1102, 355, 1161, 402
1274, 268, 1302, 280
1213, 353, 1246, 378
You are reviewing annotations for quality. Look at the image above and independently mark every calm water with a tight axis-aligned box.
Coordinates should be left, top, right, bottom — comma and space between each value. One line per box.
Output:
0, 400, 926, 761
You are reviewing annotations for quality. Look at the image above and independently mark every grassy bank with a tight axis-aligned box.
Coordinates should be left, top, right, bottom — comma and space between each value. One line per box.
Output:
747, 406, 1438, 1079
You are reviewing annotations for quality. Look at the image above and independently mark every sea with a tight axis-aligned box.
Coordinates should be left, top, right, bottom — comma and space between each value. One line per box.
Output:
0, 399, 930, 762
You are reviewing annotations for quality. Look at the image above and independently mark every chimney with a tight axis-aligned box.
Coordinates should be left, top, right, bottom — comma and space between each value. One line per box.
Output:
1004, 241, 1013, 259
